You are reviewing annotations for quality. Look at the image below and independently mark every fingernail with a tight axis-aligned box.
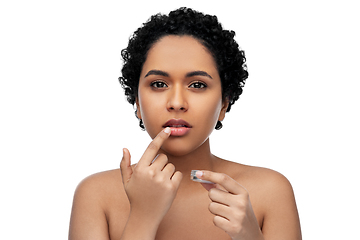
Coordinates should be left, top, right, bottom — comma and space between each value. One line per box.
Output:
164, 127, 171, 134
196, 171, 204, 178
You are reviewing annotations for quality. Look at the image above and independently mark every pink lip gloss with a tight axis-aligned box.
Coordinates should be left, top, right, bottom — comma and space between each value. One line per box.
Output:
170, 127, 191, 136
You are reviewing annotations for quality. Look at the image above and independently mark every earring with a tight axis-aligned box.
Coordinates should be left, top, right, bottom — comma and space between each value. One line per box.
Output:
135, 109, 145, 130
139, 119, 145, 131
215, 121, 223, 130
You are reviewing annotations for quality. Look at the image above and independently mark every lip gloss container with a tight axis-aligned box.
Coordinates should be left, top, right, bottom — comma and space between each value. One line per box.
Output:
190, 170, 214, 184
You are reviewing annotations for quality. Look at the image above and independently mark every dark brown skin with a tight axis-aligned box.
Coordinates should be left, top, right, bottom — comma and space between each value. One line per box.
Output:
69, 36, 301, 240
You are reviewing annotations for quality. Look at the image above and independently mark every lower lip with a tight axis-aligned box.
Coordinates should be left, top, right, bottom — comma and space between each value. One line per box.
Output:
169, 127, 191, 136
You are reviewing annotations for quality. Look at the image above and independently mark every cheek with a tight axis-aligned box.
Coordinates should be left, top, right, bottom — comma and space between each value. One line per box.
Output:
193, 93, 223, 124
138, 93, 167, 137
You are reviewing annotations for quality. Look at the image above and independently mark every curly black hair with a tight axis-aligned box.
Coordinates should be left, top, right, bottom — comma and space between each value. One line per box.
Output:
119, 7, 248, 129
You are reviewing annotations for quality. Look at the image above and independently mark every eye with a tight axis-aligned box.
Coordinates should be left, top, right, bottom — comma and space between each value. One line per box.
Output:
189, 81, 207, 89
150, 81, 168, 89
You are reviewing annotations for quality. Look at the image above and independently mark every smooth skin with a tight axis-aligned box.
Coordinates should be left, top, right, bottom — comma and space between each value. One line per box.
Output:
69, 36, 301, 240
198, 171, 264, 239
120, 128, 183, 239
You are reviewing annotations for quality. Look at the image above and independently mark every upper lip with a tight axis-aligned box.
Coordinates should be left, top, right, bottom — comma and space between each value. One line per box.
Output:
163, 119, 192, 128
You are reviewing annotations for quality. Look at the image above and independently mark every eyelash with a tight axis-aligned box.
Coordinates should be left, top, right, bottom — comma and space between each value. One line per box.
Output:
150, 81, 207, 89
150, 81, 168, 89
189, 81, 207, 89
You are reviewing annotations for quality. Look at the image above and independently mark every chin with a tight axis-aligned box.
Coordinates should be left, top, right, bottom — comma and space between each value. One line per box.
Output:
161, 136, 208, 157
162, 148, 193, 157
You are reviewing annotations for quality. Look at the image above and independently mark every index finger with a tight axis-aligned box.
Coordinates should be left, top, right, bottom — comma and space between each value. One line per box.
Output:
196, 170, 245, 195
138, 127, 171, 166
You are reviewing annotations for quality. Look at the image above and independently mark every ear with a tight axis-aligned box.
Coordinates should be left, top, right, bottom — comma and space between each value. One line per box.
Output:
218, 99, 229, 122
135, 98, 142, 119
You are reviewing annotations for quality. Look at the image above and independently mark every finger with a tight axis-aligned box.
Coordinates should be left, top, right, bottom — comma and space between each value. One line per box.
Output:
196, 170, 244, 195
208, 201, 232, 220
138, 127, 171, 167
162, 162, 175, 177
213, 215, 231, 233
200, 182, 227, 192
171, 171, 183, 187
120, 148, 132, 184
150, 154, 168, 171
208, 188, 233, 206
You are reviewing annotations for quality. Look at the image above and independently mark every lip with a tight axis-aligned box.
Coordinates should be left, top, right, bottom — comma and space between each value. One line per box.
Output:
163, 119, 192, 136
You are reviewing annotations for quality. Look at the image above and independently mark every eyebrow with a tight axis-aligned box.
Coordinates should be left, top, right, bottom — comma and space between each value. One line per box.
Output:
144, 69, 213, 79
144, 70, 169, 78
186, 71, 213, 79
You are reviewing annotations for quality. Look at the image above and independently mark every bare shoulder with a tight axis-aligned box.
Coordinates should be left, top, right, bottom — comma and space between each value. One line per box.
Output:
77, 169, 123, 189
74, 169, 122, 195
243, 164, 293, 191
72, 169, 126, 210
218, 160, 301, 239
217, 159, 293, 195
69, 169, 127, 240
242, 165, 296, 207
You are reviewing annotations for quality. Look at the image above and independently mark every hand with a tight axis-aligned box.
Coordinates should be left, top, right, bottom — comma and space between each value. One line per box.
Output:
196, 171, 264, 240
120, 128, 183, 225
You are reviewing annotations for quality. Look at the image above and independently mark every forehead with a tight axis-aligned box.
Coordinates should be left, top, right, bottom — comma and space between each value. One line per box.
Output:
141, 35, 219, 79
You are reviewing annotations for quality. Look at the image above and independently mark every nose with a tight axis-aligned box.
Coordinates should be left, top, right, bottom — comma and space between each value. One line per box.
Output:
167, 85, 188, 112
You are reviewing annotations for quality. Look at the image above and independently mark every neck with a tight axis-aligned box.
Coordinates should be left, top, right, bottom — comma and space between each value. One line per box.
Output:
159, 138, 217, 182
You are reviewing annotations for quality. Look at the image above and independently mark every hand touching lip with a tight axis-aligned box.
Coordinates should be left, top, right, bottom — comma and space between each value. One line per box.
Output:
163, 119, 192, 136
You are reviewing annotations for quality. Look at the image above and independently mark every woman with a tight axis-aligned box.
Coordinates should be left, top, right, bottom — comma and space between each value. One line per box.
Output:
69, 7, 301, 240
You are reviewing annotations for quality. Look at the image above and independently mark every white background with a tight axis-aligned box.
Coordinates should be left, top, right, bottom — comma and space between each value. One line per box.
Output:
1, 0, 359, 239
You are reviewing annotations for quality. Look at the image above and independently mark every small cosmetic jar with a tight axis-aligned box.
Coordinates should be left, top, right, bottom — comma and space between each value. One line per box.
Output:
190, 170, 214, 184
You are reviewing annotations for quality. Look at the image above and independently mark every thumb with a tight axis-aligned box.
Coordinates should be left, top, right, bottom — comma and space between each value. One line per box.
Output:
120, 148, 132, 184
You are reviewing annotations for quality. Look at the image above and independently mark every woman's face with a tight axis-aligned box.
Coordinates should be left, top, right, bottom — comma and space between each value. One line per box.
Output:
136, 35, 228, 156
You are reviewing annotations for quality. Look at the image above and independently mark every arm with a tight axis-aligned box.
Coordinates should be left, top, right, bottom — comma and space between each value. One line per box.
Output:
260, 172, 302, 240
69, 175, 110, 240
